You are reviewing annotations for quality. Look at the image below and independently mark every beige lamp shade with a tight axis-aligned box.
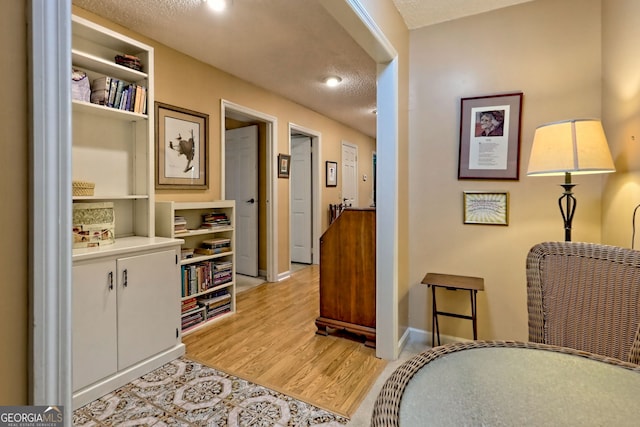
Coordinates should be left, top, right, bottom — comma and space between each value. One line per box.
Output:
527, 119, 615, 176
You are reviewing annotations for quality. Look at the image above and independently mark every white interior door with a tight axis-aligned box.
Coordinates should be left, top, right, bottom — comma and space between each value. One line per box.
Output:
225, 125, 259, 277
291, 136, 312, 264
342, 142, 358, 207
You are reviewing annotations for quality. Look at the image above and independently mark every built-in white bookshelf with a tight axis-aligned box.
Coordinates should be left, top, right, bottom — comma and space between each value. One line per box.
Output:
72, 14, 155, 248
71, 15, 183, 410
156, 201, 237, 334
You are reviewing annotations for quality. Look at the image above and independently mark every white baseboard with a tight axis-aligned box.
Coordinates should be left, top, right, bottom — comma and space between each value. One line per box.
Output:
397, 327, 411, 355
408, 327, 471, 347
276, 270, 291, 281
72, 344, 185, 409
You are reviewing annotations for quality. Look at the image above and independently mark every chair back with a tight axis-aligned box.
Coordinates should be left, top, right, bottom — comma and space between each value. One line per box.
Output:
527, 241, 640, 364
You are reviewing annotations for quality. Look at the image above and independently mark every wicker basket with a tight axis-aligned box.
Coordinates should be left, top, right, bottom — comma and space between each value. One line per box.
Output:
72, 180, 95, 197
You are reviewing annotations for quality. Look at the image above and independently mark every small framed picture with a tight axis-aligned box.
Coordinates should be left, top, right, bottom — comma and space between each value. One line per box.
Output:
326, 161, 337, 187
278, 154, 291, 178
463, 191, 509, 225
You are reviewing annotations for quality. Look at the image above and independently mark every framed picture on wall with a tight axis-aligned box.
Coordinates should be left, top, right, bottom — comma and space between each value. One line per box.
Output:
155, 102, 209, 189
278, 154, 291, 178
458, 92, 523, 180
326, 161, 338, 187
463, 191, 509, 225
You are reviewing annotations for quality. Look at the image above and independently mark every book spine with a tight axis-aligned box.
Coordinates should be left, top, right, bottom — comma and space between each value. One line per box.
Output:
113, 80, 125, 109
108, 78, 119, 108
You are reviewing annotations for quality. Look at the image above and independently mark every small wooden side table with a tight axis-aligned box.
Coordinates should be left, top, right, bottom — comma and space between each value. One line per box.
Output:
421, 273, 484, 347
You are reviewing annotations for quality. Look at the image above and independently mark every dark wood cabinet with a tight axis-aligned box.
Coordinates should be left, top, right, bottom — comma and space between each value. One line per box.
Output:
315, 208, 376, 347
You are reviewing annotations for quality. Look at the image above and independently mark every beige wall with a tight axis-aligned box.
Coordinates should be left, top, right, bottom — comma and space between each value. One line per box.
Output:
72, 6, 376, 276
408, 0, 604, 341
602, 0, 640, 248
0, 0, 28, 403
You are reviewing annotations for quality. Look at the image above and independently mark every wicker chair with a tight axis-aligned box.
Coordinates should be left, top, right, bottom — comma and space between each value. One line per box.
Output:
526, 241, 640, 364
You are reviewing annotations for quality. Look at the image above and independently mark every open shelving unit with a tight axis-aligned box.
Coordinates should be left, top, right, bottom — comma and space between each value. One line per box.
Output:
72, 14, 156, 249
156, 200, 237, 334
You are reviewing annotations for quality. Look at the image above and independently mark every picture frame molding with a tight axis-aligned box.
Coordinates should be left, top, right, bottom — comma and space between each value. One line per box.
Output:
155, 102, 209, 189
458, 92, 523, 180
463, 191, 509, 225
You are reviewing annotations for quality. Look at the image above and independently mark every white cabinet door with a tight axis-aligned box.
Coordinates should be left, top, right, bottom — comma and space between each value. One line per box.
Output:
73, 259, 118, 391
116, 249, 180, 369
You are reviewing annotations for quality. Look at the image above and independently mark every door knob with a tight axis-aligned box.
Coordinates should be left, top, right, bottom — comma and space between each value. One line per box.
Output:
247, 198, 255, 204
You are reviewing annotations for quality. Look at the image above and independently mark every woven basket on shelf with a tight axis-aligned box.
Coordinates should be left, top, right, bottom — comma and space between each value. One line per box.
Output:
72, 180, 95, 197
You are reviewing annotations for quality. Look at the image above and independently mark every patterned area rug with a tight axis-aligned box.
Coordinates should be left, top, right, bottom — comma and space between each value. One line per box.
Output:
73, 357, 348, 426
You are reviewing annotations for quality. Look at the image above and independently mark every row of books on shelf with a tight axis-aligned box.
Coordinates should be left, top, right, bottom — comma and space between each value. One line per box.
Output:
181, 259, 233, 297
181, 289, 231, 330
90, 76, 147, 114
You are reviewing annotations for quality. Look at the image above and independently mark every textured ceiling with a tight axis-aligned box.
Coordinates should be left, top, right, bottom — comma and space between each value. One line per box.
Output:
391, 0, 535, 29
71, 0, 533, 138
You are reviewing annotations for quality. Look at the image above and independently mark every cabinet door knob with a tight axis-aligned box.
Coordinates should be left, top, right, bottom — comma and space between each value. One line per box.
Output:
123, 269, 128, 287
108, 271, 113, 290
246, 198, 256, 204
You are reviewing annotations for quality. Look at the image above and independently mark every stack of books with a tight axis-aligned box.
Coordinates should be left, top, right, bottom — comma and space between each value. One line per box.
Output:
197, 290, 231, 320
174, 216, 188, 234
213, 260, 233, 286
195, 238, 231, 255
200, 212, 231, 229
181, 309, 204, 331
181, 247, 194, 260
115, 54, 142, 71
181, 297, 198, 314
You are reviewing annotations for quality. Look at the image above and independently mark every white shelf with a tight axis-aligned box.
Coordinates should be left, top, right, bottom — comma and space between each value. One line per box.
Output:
72, 100, 147, 121
175, 226, 234, 238
72, 49, 148, 82
180, 251, 234, 266
73, 194, 150, 201
180, 282, 234, 301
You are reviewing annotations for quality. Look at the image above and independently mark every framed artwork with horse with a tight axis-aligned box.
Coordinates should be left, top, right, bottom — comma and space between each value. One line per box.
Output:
155, 102, 209, 189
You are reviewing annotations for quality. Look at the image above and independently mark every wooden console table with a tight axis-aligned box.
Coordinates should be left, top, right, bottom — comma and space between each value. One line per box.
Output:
421, 273, 484, 347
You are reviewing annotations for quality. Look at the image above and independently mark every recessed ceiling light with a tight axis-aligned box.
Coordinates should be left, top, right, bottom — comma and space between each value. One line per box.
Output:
204, 0, 229, 12
324, 76, 342, 87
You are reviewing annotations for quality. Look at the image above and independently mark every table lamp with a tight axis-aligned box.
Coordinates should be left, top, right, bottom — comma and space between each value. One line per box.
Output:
527, 119, 615, 241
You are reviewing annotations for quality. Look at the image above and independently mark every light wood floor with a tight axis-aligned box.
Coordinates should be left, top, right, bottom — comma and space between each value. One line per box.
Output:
183, 264, 387, 417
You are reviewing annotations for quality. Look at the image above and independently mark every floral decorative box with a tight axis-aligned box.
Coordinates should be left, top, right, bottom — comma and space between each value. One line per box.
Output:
72, 202, 115, 248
